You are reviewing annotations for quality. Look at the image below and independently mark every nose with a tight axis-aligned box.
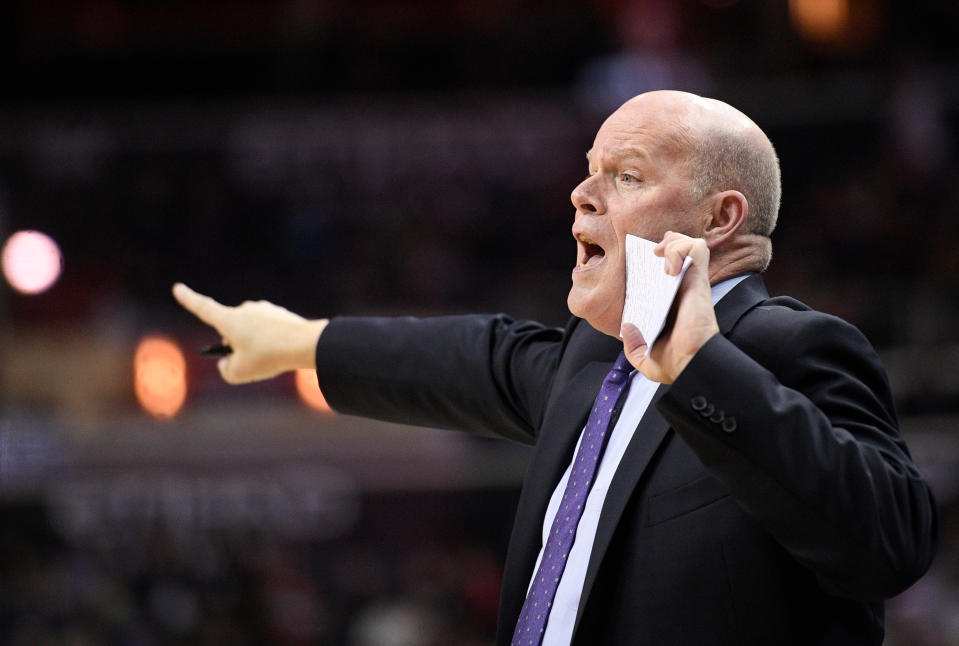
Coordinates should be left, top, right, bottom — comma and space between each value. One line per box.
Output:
571, 176, 603, 214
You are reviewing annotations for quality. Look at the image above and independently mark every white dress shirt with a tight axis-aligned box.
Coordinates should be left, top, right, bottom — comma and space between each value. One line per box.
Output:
530, 274, 750, 646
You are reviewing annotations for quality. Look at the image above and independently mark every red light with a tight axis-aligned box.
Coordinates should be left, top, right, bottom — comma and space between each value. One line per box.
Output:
295, 369, 333, 414
134, 336, 188, 419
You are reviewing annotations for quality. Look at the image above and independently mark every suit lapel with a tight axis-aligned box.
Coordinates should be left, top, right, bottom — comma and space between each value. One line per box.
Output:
519, 360, 616, 538
498, 319, 627, 643
715, 273, 769, 335
573, 385, 671, 632
498, 358, 617, 640
572, 273, 770, 634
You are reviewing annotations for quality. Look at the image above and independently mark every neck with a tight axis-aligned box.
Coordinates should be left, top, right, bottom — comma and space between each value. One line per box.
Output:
708, 234, 769, 285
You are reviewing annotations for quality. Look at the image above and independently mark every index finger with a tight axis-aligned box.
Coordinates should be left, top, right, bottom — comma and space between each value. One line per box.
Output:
658, 235, 691, 275
172, 282, 231, 330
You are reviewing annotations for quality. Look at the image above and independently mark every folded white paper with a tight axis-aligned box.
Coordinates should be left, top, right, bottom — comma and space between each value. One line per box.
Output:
622, 234, 692, 354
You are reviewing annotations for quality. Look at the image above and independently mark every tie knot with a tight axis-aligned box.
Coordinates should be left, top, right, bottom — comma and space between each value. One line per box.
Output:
612, 352, 632, 375
605, 353, 632, 385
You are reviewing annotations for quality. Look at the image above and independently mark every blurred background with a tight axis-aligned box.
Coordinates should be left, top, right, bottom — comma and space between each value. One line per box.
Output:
0, 0, 957, 644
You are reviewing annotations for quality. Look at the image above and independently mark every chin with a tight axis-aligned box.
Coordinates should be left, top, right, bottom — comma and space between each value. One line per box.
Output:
567, 290, 622, 337
566, 288, 588, 321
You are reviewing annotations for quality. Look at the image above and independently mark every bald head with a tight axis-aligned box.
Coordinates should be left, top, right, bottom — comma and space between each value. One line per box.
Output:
615, 91, 781, 269
569, 91, 781, 333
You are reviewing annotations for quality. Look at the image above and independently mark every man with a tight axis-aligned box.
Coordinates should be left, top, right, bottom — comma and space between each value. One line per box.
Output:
174, 90, 937, 645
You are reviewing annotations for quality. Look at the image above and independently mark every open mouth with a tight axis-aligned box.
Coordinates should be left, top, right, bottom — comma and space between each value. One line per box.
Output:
577, 235, 606, 269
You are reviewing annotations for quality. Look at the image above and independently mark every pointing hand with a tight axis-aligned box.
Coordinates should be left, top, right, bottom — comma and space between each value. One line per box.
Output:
172, 283, 327, 384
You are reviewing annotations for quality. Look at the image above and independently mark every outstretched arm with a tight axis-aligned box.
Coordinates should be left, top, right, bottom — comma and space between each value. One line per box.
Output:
172, 283, 328, 383
172, 283, 566, 441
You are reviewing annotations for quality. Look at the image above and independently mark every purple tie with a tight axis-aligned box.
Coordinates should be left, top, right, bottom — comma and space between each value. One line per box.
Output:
511, 352, 633, 646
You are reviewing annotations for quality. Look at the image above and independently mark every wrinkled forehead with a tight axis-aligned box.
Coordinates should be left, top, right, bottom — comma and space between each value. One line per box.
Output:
589, 102, 697, 165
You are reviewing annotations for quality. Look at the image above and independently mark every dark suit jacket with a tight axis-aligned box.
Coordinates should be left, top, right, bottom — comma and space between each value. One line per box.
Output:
315, 275, 937, 645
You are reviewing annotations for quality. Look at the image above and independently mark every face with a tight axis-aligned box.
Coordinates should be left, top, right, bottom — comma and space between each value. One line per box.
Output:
567, 98, 706, 337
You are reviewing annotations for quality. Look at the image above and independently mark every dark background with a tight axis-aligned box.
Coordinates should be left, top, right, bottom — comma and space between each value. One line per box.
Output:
1, 1, 958, 644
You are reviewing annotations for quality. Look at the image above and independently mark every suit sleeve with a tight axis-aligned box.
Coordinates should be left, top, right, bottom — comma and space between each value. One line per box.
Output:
656, 310, 938, 601
314, 314, 566, 445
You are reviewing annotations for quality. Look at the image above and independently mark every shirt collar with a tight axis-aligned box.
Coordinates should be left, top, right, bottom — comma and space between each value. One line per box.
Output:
710, 273, 754, 306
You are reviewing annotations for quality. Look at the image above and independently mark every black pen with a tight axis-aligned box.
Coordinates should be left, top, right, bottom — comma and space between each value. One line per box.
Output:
199, 343, 233, 356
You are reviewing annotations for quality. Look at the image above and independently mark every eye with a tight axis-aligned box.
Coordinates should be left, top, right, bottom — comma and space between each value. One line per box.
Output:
619, 172, 640, 184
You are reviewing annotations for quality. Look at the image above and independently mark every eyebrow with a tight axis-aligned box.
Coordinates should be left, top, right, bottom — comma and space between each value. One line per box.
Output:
585, 147, 649, 165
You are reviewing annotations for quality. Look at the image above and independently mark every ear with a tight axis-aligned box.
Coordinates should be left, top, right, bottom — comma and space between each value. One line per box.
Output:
703, 190, 748, 250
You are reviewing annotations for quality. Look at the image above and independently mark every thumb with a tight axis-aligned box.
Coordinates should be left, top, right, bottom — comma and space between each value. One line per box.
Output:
620, 322, 647, 367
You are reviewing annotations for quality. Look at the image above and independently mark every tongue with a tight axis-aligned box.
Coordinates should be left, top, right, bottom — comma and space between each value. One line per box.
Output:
584, 252, 604, 267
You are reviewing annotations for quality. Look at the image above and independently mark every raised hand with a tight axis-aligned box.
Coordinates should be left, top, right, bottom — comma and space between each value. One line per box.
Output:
620, 232, 719, 383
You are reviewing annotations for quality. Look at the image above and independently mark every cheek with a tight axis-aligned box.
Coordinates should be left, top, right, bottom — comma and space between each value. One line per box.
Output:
614, 192, 696, 241
612, 209, 657, 243
592, 262, 626, 310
